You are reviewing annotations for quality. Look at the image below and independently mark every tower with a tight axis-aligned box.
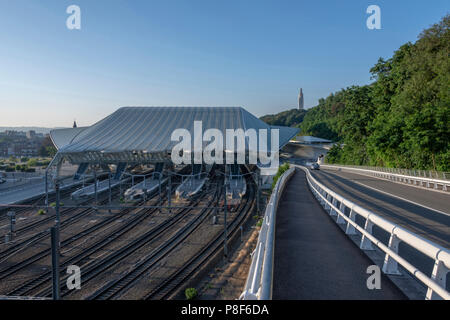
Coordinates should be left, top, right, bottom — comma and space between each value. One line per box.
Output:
298, 88, 304, 110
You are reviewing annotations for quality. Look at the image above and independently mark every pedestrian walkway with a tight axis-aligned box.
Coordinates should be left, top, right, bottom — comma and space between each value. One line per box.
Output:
272, 168, 406, 299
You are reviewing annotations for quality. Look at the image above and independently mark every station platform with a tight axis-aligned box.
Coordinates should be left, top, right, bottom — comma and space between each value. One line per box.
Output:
272, 168, 407, 300
0, 176, 81, 205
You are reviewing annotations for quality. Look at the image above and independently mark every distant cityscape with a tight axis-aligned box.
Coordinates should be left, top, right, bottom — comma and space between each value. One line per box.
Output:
0, 129, 54, 157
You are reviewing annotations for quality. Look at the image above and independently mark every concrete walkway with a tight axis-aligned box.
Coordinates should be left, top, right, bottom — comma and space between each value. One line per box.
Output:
272, 168, 406, 300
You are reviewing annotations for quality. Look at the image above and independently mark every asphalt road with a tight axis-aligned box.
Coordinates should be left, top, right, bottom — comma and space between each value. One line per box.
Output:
309, 167, 450, 291
310, 168, 450, 248
272, 168, 406, 300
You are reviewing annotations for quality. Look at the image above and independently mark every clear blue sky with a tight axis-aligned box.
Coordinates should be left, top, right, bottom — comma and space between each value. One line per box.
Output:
0, 0, 448, 127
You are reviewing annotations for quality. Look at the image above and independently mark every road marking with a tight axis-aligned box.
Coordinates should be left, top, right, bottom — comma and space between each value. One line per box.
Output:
324, 170, 450, 217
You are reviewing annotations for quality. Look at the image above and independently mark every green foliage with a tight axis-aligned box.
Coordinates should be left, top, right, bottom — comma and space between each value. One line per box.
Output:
261, 109, 306, 127
303, 15, 450, 171
37, 209, 46, 215
27, 158, 38, 167
271, 163, 290, 190
185, 287, 198, 300
50, 202, 64, 207
256, 218, 263, 227
15, 164, 29, 172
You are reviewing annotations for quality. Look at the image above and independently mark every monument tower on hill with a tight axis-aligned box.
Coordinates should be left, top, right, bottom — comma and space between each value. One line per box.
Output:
298, 88, 304, 110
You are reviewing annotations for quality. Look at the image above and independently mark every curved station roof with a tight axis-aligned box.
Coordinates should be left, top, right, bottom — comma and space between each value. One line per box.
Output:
50, 107, 299, 164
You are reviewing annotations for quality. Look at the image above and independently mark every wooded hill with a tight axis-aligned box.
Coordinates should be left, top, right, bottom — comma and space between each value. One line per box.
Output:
262, 15, 449, 171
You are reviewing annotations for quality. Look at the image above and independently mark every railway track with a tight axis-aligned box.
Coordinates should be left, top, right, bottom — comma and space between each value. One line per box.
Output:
7, 194, 167, 296
35, 184, 219, 298
0, 190, 120, 262
0, 188, 120, 240
144, 176, 255, 300
87, 184, 223, 299
0, 191, 146, 281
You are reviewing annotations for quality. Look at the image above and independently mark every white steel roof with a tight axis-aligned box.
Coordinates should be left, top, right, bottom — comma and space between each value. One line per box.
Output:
51, 107, 299, 164
50, 127, 88, 149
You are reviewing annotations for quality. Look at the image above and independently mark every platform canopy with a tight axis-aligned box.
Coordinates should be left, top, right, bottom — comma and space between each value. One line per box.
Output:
50, 107, 299, 165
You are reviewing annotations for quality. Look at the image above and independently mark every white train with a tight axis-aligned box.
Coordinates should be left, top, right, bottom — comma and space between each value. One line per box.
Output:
124, 163, 167, 201
175, 164, 211, 200
71, 163, 127, 201
225, 164, 247, 207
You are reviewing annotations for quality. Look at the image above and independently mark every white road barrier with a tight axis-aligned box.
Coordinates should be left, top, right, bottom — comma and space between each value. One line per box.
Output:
321, 164, 450, 192
300, 165, 450, 300
240, 167, 295, 300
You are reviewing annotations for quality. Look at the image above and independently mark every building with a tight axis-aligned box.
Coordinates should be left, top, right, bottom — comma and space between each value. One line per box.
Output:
26, 130, 36, 139
0, 130, 45, 157
49, 106, 300, 169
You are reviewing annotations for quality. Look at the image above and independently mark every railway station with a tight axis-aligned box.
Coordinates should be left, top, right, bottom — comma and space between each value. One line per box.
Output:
1, 106, 448, 302
0, 106, 300, 300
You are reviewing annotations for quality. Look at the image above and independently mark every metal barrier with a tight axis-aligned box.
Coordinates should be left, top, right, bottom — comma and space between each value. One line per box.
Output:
321, 164, 450, 192
240, 167, 295, 300
300, 165, 450, 300
322, 163, 449, 180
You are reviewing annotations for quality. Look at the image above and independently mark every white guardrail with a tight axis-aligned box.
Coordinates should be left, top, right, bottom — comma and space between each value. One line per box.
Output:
300, 165, 450, 300
239, 167, 295, 300
321, 164, 450, 192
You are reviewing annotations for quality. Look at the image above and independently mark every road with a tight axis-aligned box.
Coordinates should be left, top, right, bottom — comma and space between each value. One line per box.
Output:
309, 167, 450, 291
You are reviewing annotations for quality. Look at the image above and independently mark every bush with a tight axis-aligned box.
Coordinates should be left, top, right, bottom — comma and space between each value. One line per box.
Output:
20, 157, 29, 163
27, 159, 38, 167
256, 218, 263, 227
37, 209, 45, 215
50, 202, 64, 207
25, 168, 36, 173
271, 163, 290, 190
5, 166, 15, 172
16, 164, 28, 172
185, 287, 198, 300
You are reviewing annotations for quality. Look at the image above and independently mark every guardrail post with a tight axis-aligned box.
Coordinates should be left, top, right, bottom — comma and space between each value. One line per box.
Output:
360, 217, 374, 250
336, 202, 346, 224
382, 233, 401, 275
329, 198, 337, 216
318, 189, 325, 205
324, 194, 331, 211
426, 260, 448, 300
345, 205, 356, 235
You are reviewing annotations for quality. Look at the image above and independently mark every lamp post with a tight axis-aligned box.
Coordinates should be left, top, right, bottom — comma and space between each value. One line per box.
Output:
223, 178, 228, 258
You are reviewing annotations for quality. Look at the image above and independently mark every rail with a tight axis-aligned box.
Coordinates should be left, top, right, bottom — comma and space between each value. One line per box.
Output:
240, 167, 295, 300
321, 164, 449, 192
300, 165, 450, 300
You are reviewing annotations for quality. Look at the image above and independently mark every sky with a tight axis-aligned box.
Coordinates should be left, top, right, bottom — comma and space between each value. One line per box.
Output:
0, 0, 448, 127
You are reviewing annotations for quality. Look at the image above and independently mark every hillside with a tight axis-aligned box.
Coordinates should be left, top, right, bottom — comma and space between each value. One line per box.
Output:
299, 15, 449, 171
260, 108, 306, 127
